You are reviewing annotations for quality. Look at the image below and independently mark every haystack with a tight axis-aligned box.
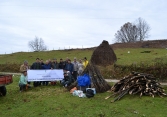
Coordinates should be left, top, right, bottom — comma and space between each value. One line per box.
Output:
91, 40, 117, 66
68, 40, 113, 93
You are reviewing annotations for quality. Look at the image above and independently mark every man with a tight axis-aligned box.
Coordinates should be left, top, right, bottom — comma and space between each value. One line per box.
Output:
59, 58, 65, 70
40, 59, 44, 65
42, 60, 52, 86
72, 57, 79, 81
19, 71, 31, 92
64, 59, 74, 75
48, 59, 52, 66
51, 58, 59, 85
31, 58, 42, 87
52, 58, 59, 69
61, 72, 74, 87
64, 57, 69, 67
20, 60, 29, 73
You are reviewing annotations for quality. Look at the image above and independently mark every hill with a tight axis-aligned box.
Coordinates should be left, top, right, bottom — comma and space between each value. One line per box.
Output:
0, 39, 167, 80
0, 39, 167, 65
111, 39, 167, 49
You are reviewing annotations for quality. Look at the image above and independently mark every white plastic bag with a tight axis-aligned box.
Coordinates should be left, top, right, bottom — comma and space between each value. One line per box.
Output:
72, 90, 86, 98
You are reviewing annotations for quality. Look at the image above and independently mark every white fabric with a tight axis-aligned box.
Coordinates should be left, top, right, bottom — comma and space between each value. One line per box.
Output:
27, 69, 64, 81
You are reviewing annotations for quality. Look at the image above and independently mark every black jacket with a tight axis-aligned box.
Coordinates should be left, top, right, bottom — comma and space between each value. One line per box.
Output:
59, 62, 65, 69
31, 62, 42, 69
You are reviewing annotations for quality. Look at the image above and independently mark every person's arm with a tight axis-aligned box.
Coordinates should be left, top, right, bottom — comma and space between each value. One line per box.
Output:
39, 64, 42, 69
77, 63, 79, 71
86, 61, 88, 66
42, 65, 45, 69
83, 62, 85, 68
49, 64, 52, 69
71, 64, 74, 73
51, 63, 54, 69
56, 63, 59, 69
63, 62, 66, 69
64, 64, 67, 71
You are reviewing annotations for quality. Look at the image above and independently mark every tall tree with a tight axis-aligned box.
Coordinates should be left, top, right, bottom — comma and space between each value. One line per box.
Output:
115, 22, 138, 43
135, 17, 151, 41
115, 18, 151, 43
28, 37, 47, 51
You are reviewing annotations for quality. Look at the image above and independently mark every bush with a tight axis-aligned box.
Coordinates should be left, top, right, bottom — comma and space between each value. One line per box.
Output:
0, 63, 21, 73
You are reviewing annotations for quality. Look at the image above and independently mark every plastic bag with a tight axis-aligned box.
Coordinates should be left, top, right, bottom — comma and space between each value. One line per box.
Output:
86, 89, 94, 98
86, 88, 96, 94
72, 90, 86, 98
77, 74, 91, 87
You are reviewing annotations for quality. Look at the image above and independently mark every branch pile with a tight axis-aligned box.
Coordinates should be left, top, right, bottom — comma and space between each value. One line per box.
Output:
106, 71, 167, 102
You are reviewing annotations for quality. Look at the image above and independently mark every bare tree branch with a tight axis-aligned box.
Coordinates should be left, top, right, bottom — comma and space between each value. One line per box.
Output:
28, 36, 47, 51
135, 17, 151, 41
115, 22, 138, 43
115, 18, 151, 43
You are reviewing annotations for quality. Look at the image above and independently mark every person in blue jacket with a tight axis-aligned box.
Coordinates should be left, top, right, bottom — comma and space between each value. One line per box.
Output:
42, 60, 52, 86
64, 59, 74, 75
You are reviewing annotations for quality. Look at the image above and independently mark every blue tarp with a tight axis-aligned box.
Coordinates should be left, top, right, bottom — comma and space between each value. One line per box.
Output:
77, 74, 91, 86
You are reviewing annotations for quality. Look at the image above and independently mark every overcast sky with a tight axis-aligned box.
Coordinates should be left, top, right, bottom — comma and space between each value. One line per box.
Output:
0, 0, 167, 54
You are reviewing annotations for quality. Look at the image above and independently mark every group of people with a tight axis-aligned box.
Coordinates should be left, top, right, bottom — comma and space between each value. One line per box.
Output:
19, 57, 89, 92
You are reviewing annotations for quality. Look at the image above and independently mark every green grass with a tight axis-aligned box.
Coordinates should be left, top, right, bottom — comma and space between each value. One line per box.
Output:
0, 48, 167, 66
1, 48, 167, 116
115, 48, 167, 65
0, 49, 93, 64
0, 76, 167, 117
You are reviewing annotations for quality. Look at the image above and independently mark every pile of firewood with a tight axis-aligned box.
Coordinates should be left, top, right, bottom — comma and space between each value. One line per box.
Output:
106, 71, 167, 102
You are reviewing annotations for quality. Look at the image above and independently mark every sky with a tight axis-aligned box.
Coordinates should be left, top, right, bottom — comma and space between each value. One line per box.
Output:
0, 0, 167, 54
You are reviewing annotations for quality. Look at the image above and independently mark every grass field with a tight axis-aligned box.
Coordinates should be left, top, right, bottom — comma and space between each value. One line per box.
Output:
0, 48, 167, 65
1, 48, 167, 117
115, 48, 167, 65
0, 49, 93, 64
0, 76, 167, 117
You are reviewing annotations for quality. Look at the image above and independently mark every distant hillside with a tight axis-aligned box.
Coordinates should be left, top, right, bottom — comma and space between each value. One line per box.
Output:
111, 39, 167, 49
75, 39, 167, 50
